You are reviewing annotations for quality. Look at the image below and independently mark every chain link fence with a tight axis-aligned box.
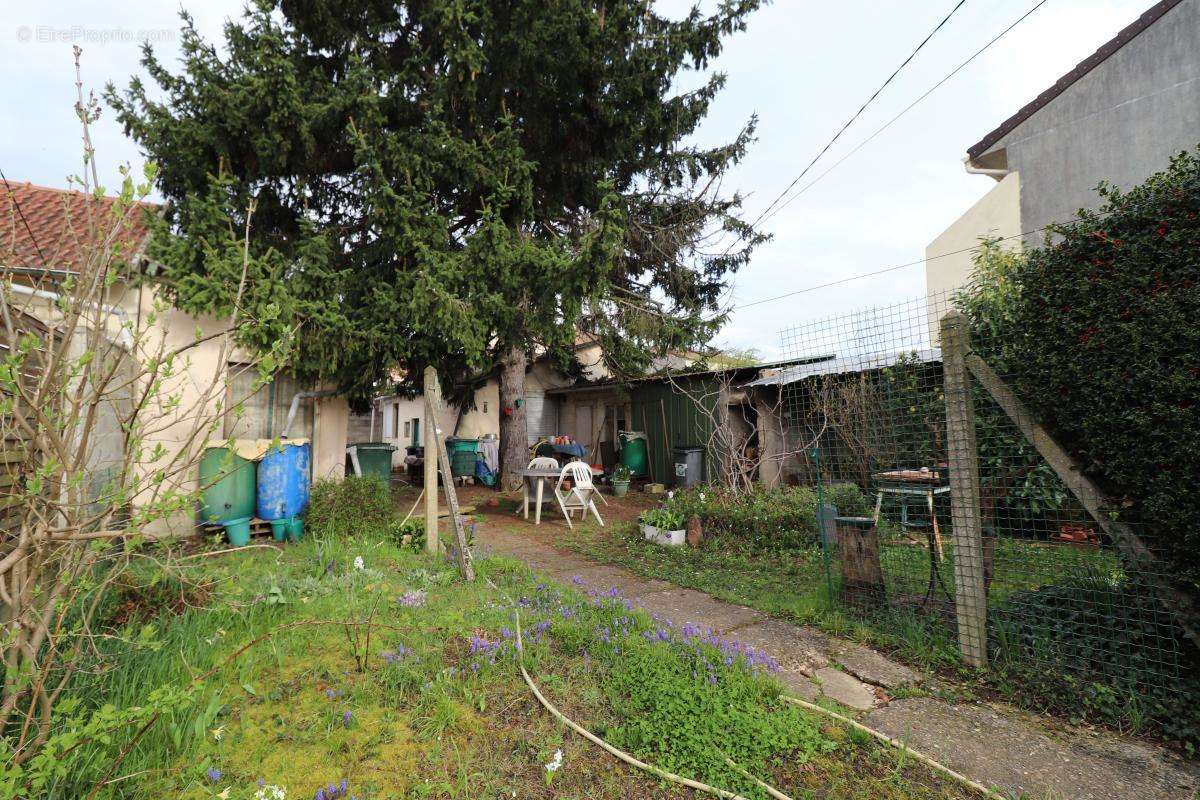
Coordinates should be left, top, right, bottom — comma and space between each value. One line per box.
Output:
772, 291, 1197, 731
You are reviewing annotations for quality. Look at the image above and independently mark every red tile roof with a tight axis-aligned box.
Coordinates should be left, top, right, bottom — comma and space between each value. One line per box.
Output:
0, 181, 158, 273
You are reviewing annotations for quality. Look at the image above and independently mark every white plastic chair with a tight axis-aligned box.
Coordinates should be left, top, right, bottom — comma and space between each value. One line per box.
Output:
553, 461, 604, 528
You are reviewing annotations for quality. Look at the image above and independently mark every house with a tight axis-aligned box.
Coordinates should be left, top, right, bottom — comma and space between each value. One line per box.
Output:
0, 182, 351, 536
357, 334, 700, 469
926, 0, 1200, 330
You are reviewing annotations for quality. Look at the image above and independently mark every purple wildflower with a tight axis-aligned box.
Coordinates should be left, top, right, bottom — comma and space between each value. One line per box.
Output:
342, 710, 353, 727
398, 589, 427, 608
571, 575, 585, 586
316, 789, 326, 800
205, 767, 222, 783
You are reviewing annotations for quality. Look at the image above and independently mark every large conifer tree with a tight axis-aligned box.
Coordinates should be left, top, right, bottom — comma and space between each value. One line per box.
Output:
109, 1, 764, 487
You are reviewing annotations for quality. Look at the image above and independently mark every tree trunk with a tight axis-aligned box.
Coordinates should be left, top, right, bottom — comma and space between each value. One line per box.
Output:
498, 344, 528, 492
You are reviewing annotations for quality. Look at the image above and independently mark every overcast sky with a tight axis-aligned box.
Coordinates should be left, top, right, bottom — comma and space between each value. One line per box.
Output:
1, 0, 1152, 358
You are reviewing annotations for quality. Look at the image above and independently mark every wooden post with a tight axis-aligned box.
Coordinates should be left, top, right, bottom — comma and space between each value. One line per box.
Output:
940, 312, 988, 668
423, 367, 475, 581
837, 516, 885, 609
423, 368, 440, 556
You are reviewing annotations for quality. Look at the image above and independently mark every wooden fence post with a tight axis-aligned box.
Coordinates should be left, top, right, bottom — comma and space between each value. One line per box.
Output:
940, 312, 988, 668
423, 367, 475, 581
423, 367, 440, 556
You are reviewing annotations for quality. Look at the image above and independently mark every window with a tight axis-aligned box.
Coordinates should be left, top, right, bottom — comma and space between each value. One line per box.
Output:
404, 420, 411, 438
482, 401, 489, 413
224, 366, 312, 440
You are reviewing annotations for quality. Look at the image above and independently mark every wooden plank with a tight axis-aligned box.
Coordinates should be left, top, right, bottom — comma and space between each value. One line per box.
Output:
963, 349, 1200, 647
940, 313, 989, 668
423, 367, 474, 582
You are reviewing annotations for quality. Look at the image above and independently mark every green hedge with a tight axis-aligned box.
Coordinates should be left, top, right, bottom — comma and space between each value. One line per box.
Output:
962, 149, 1200, 593
991, 574, 1200, 749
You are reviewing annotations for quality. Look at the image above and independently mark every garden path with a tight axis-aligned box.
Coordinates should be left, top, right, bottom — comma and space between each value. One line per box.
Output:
453, 487, 1200, 800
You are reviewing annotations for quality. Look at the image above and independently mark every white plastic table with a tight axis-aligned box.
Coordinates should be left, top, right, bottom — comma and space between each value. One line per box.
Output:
517, 466, 561, 525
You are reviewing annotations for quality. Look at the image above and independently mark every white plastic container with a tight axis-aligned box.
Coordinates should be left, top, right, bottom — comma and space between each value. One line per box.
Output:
641, 523, 686, 547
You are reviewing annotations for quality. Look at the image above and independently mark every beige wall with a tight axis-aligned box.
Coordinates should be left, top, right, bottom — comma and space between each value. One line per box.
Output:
20, 280, 349, 538
312, 396, 349, 483
374, 380, 500, 467
925, 172, 1022, 342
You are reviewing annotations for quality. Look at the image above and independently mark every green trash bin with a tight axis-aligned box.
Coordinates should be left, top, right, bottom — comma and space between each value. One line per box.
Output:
352, 442, 396, 482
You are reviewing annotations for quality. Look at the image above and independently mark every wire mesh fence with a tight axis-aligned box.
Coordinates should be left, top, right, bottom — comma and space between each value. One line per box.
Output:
774, 291, 1198, 718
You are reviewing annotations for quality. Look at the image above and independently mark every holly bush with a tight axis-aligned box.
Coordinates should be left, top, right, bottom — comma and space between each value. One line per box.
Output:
964, 149, 1200, 592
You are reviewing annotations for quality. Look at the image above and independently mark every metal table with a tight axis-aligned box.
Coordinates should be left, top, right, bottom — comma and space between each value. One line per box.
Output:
872, 468, 952, 606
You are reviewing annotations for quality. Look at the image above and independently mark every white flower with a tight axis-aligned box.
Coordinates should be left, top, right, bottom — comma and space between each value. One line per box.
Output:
353, 556, 365, 570
699, 492, 706, 501
253, 785, 287, 800
544, 748, 563, 773
667, 491, 674, 500
210, 725, 224, 741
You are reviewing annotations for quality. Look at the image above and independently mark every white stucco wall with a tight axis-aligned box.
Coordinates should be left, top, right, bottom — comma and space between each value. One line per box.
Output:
19, 279, 349, 538
925, 171, 1022, 342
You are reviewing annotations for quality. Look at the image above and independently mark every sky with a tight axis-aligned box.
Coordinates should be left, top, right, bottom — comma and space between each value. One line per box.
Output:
0, 0, 1153, 359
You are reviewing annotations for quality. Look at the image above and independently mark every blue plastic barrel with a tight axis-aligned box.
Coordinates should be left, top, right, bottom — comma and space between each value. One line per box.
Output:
256, 442, 311, 521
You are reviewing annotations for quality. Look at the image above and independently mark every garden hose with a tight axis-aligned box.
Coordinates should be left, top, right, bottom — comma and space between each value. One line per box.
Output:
496, 572, 1006, 800
509, 601, 769, 800
779, 696, 1005, 799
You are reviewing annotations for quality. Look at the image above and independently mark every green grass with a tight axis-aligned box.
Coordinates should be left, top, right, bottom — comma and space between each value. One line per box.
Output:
560, 520, 1121, 676
25, 528, 976, 800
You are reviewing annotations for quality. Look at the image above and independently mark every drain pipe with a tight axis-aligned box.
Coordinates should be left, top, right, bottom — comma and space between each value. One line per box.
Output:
4, 281, 134, 349
281, 389, 337, 439
962, 156, 1008, 180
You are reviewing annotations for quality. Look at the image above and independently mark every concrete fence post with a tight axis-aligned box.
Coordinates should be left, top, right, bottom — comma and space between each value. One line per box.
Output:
423, 367, 440, 555
939, 312, 988, 669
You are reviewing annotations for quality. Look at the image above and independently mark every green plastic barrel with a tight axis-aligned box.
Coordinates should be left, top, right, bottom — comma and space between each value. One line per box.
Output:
450, 450, 478, 478
619, 433, 648, 477
445, 438, 479, 478
199, 447, 256, 524
352, 442, 396, 483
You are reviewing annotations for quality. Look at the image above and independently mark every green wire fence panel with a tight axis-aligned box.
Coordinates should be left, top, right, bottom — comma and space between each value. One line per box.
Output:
770, 291, 1198, 743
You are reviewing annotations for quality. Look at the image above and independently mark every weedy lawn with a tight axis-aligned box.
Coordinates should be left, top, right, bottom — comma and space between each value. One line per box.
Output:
45, 531, 973, 800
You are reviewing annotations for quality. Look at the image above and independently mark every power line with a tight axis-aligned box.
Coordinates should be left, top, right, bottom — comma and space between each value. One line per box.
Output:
0, 168, 48, 268
757, 0, 1051, 228
614, 213, 1089, 323
748, 0, 972, 229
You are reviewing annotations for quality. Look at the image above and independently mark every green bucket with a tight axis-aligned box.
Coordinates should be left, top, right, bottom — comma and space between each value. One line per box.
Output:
269, 518, 288, 542
285, 516, 304, 542
224, 517, 252, 547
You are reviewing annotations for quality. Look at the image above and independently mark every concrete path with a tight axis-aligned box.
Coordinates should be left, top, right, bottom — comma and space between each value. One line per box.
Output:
476, 523, 1199, 800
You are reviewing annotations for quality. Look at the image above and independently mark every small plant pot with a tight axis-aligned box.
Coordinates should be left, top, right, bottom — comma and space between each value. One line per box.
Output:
269, 519, 288, 542
612, 480, 630, 497
641, 522, 685, 547
285, 516, 304, 542
223, 517, 252, 547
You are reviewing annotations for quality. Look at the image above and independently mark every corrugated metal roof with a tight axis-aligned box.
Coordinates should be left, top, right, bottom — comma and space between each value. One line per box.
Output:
742, 348, 942, 388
